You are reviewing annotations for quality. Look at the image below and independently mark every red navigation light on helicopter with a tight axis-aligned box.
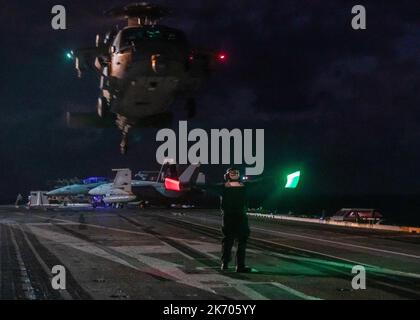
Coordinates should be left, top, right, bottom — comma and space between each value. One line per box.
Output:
164, 178, 181, 191
218, 53, 227, 61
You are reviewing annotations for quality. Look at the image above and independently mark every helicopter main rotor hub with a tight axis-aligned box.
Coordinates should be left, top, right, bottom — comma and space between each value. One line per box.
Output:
105, 2, 170, 26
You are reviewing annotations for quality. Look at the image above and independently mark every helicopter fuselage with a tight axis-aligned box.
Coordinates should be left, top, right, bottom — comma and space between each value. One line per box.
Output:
97, 25, 208, 122
70, 18, 222, 154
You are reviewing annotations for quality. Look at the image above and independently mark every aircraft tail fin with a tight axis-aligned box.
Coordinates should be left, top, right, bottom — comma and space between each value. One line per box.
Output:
112, 168, 132, 192
157, 159, 176, 182
164, 164, 200, 192
179, 164, 200, 185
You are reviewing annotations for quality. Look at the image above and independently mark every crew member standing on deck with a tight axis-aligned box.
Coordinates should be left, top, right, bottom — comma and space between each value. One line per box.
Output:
220, 168, 252, 273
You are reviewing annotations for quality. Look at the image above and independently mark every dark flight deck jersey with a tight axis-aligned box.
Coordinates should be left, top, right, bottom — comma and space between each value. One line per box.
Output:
219, 181, 250, 239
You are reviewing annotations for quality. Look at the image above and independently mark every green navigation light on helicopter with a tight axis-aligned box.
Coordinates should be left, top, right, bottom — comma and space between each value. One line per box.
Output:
65, 50, 74, 60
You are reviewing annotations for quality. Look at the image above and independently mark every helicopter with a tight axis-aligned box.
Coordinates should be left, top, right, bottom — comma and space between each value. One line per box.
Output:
66, 2, 227, 154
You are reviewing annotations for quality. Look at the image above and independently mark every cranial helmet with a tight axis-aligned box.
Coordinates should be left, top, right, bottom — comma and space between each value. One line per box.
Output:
224, 168, 240, 181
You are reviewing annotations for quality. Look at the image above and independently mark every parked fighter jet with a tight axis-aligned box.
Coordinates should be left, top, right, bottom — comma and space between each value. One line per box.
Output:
89, 161, 204, 207
89, 168, 137, 205
67, 2, 227, 154
46, 177, 108, 203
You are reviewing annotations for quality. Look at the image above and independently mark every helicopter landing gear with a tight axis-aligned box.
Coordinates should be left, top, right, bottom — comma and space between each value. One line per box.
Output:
116, 115, 132, 155
97, 96, 109, 118
186, 97, 196, 118
120, 132, 128, 155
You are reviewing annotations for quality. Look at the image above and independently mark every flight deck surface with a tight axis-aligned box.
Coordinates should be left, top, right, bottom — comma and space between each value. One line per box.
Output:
1, 206, 419, 300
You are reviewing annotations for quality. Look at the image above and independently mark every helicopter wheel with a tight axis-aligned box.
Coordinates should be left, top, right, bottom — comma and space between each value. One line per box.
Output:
186, 98, 196, 118
97, 96, 109, 118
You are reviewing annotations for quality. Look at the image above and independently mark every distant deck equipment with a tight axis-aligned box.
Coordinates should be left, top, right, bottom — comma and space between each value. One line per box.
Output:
332, 208, 383, 224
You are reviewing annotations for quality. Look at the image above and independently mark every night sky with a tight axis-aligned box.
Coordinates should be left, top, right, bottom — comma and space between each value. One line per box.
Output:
1, 1, 420, 203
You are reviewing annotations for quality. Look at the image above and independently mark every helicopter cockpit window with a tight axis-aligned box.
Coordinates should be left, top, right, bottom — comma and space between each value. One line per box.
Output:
120, 27, 186, 47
